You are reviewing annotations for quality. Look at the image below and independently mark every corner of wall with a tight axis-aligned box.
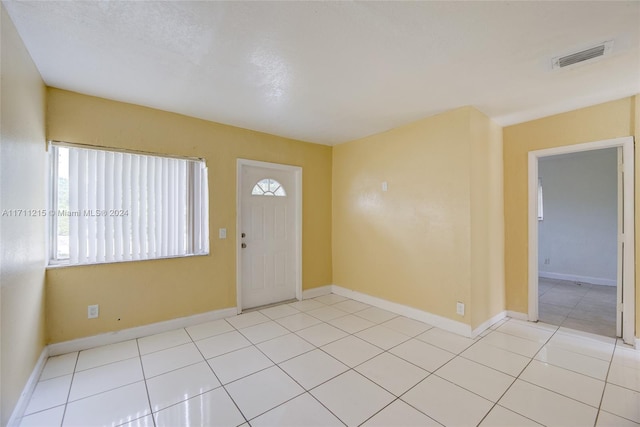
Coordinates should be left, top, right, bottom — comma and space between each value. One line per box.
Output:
635, 94, 640, 338
469, 108, 506, 329
1, 4, 48, 425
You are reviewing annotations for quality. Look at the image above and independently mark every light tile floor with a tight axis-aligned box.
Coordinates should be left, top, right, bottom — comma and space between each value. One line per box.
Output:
19, 293, 640, 427
539, 277, 617, 337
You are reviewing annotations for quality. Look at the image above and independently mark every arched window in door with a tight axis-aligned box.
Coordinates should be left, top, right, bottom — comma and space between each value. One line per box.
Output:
251, 178, 286, 196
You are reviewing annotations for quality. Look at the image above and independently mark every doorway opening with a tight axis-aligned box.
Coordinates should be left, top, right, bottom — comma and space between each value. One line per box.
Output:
236, 159, 302, 312
537, 148, 617, 337
528, 137, 635, 344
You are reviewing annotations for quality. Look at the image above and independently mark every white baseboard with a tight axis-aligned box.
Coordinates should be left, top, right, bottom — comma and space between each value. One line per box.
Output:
539, 271, 616, 287
8, 346, 49, 427
49, 307, 237, 356
331, 285, 473, 337
471, 311, 507, 338
302, 285, 332, 300
506, 311, 529, 321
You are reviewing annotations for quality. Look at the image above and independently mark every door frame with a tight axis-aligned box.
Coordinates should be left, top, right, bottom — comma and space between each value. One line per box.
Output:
236, 159, 302, 312
527, 136, 635, 344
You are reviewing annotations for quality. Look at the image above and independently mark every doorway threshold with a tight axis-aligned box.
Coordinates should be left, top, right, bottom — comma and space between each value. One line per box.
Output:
242, 298, 298, 314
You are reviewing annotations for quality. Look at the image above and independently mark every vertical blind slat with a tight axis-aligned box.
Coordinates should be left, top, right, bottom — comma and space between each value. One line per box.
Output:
155, 157, 163, 257
139, 156, 148, 257
171, 159, 178, 255
122, 154, 132, 261
105, 152, 114, 260
77, 149, 88, 264
114, 152, 123, 261
163, 159, 176, 255
131, 155, 140, 260
95, 150, 105, 263
162, 158, 169, 256
87, 150, 97, 263
147, 157, 156, 257
177, 160, 186, 254
69, 149, 79, 264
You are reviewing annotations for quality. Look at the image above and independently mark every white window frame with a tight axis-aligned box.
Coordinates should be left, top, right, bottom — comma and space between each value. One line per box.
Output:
537, 177, 544, 221
251, 178, 287, 196
48, 141, 209, 267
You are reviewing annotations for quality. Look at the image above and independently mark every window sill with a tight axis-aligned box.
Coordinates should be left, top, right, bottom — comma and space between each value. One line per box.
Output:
46, 252, 210, 269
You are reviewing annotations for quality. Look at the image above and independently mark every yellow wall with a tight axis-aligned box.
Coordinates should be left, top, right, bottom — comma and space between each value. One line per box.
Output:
46, 88, 332, 343
0, 5, 48, 425
503, 97, 637, 333
470, 109, 505, 329
332, 106, 504, 329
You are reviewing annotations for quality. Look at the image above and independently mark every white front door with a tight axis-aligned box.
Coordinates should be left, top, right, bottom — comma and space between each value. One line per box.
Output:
239, 162, 300, 309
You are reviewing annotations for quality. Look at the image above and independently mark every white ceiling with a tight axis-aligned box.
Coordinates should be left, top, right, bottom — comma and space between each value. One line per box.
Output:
3, 1, 639, 145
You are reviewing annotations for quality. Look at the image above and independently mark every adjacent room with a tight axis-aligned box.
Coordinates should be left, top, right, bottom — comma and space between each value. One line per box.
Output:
537, 148, 619, 337
1, 1, 639, 427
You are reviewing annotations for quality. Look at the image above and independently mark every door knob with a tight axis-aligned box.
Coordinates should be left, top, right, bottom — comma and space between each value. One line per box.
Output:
241, 243, 247, 249
241, 232, 246, 238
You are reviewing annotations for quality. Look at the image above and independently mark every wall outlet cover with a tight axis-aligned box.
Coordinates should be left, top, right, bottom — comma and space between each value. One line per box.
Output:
88, 304, 99, 319
456, 302, 465, 316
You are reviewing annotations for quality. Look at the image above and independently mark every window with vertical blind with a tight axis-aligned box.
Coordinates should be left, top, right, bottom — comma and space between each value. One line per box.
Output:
49, 142, 209, 266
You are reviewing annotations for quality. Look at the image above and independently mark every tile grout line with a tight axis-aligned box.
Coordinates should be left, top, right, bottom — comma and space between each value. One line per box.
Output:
539, 279, 617, 338
445, 323, 519, 427
487, 316, 625, 425
594, 339, 618, 426
232, 313, 347, 426
187, 324, 251, 427
356, 398, 403, 427
312, 312, 444, 425
135, 338, 157, 427
46, 345, 170, 424
72, 353, 141, 374
309, 306, 630, 425
564, 285, 614, 336
237, 298, 437, 426
380, 370, 441, 424
473, 317, 560, 426
59, 351, 80, 427
285, 296, 513, 427
395, 331, 501, 411
16, 358, 76, 425
519, 336, 613, 383
390, 333, 540, 427
257, 299, 395, 424
309, 340, 430, 426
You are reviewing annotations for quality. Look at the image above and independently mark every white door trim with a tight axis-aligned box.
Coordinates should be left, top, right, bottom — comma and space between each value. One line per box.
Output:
527, 136, 635, 344
236, 159, 302, 312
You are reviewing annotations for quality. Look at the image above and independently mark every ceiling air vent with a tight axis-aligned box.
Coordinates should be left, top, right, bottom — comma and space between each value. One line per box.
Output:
552, 41, 613, 70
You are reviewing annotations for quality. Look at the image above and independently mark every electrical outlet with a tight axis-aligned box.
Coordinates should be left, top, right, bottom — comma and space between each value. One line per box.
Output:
544, 258, 551, 265
88, 304, 99, 319
456, 301, 465, 316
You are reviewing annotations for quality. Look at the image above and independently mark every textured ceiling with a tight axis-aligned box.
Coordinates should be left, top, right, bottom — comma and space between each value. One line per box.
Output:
3, 1, 639, 145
